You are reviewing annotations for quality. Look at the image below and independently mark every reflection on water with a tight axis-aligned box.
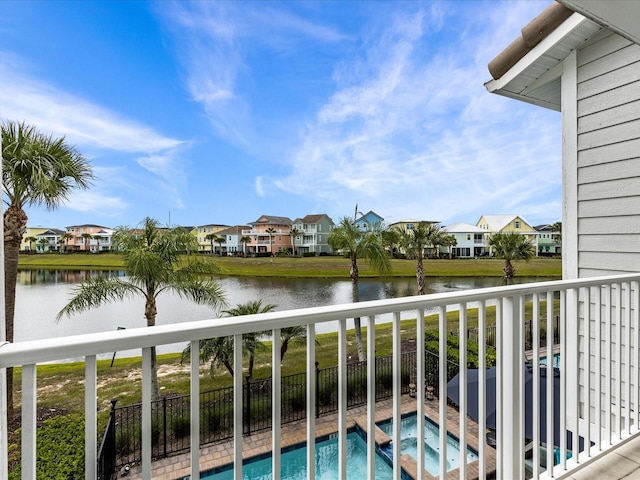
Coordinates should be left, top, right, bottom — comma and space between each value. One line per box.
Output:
17, 269, 126, 285
15, 270, 559, 356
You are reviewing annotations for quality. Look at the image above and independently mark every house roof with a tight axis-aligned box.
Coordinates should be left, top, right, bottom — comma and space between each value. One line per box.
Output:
478, 214, 528, 232
250, 215, 293, 226
216, 225, 250, 236
36, 228, 66, 236
443, 222, 486, 234
390, 219, 440, 225
296, 214, 333, 224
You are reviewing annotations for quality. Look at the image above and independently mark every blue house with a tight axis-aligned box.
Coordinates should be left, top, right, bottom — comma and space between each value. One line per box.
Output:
354, 210, 384, 233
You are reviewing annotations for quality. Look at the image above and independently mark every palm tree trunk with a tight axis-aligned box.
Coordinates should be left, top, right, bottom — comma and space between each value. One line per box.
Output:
144, 292, 161, 401
416, 257, 425, 295
504, 259, 515, 285
4, 204, 28, 420
350, 255, 366, 361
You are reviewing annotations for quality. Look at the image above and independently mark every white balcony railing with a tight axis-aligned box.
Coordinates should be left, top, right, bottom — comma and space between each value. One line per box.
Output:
2, 274, 640, 479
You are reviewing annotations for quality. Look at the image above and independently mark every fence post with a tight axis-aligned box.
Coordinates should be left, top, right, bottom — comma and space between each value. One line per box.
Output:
106, 399, 117, 478
245, 375, 251, 435
162, 397, 167, 459
315, 362, 320, 418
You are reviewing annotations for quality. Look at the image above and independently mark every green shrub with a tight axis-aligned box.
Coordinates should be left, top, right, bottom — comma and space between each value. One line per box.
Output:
317, 381, 336, 406
170, 414, 190, 439
9, 413, 85, 480
286, 389, 307, 412
347, 374, 367, 401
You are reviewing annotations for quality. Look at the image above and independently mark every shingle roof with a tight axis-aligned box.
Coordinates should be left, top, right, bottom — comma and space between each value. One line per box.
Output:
250, 215, 293, 225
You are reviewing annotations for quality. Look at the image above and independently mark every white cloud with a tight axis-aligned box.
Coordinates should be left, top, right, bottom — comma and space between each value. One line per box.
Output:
65, 191, 128, 215
0, 57, 183, 155
0, 52, 190, 215
272, 1, 561, 225
158, 1, 348, 148
255, 176, 265, 197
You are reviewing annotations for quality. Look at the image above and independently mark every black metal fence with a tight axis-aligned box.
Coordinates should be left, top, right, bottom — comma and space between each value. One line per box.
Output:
100, 311, 558, 480
452, 316, 560, 350
99, 348, 461, 476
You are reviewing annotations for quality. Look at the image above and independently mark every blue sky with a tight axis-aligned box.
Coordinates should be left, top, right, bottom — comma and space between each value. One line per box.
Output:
0, 0, 561, 230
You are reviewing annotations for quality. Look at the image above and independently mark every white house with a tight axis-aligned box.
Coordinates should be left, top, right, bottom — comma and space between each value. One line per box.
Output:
442, 222, 487, 258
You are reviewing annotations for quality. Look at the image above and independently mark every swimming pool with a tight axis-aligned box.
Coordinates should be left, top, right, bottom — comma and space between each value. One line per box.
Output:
539, 353, 560, 368
377, 413, 478, 476
200, 430, 396, 479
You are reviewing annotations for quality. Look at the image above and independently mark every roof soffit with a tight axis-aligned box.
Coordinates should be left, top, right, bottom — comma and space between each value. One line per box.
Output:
485, 12, 602, 110
559, 0, 640, 45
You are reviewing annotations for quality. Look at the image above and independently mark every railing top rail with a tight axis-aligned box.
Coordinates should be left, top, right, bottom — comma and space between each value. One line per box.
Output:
1, 273, 638, 367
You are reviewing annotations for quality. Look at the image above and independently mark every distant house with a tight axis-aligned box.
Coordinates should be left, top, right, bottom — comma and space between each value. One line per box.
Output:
65, 225, 113, 252
476, 214, 540, 255
389, 219, 441, 257
244, 215, 293, 254
213, 225, 251, 255
291, 214, 335, 255
355, 211, 384, 233
35, 229, 66, 253
195, 224, 230, 254
389, 219, 439, 231
534, 224, 561, 256
443, 222, 487, 258
20, 227, 49, 252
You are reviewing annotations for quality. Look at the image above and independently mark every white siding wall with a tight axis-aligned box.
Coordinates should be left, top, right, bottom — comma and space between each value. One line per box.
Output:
577, 31, 640, 276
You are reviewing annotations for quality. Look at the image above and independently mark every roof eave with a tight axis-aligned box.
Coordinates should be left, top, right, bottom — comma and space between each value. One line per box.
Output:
485, 12, 594, 111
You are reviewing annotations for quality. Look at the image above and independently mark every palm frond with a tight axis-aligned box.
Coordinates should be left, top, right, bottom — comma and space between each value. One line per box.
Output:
56, 277, 142, 321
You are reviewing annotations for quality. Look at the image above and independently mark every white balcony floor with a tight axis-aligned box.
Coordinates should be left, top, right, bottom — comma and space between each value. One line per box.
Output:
565, 436, 640, 480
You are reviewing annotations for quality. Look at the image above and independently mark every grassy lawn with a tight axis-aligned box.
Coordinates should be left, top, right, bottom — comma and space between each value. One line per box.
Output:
21, 299, 559, 418
18, 253, 562, 278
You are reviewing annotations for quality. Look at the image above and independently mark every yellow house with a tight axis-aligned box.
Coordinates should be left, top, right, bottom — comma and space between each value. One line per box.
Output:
20, 227, 49, 252
195, 224, 230, 253
476, 214, 541, 254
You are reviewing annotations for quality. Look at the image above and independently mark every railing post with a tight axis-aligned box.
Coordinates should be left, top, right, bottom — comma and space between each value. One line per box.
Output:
245, 375, 251, 435
315, 362, 320, 418
500, 295, 523, 478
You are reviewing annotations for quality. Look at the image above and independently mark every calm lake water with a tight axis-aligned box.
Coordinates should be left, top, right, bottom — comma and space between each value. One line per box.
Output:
16, 269, 559, 357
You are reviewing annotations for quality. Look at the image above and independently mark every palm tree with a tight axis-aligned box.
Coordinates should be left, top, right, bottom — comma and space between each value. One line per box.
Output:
425, 223, 444, 258
81, 232, 92, 252
93, 235, 103, 252
57, 217, 227, 399
396, 223, 431, 295
188, 300, 309, 378
439, 232, 457, 259
2, 120, 93, 419
215, 235, 226, 256
265, 227, 276, 254
61, 231, 73, 252
328, 214, 391, 361
38, 237, 49, 253
290, 228, 302, 256
24, 235, 37, 253
188, 300, 275, 378
240, 235, 251, 256
205, 232, 216, 255
489, 231, 535, 285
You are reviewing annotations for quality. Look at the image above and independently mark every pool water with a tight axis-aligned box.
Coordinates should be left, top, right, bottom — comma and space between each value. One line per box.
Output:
377, 414, 478, 475
539, 353, 560, 368
201, 432, 394, 479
